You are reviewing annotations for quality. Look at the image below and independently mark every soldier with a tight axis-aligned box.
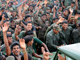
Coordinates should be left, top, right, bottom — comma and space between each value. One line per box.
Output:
36, 14, 48, 42
46, 24, 66, 52
61, 21, 73, 44
72, 23, 80, 43
66, 1, 78, 10
46, 12, 53, 25
61, 0, 73, 9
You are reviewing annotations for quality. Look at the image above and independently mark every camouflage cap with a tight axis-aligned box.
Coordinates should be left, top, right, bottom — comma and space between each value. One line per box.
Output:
53, 24, 61, 31
6, 56, 15, 60
9, 7, 13, 11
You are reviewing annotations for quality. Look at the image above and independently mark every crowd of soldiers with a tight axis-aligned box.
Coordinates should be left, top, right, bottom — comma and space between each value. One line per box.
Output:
0, 0, 80, 60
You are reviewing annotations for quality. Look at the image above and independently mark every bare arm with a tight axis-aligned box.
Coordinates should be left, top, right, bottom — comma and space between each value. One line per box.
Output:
6, 0, 10, 9
68, 8, 73, 23
3, 23, 11, 56
19, 39, 28, 60
53, 7, 56, 18
22, 4, 29, 19
15, 22, 29, 40
32, 53, 43, 59
0, 15, 5, 26
21, 21, 29, 32
15, 25, 20, 40
41, 47, 49, 60
42, 43, 49, 52
75, 0, 78, 10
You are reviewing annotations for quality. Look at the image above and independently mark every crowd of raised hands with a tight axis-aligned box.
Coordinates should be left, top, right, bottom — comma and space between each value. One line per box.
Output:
0, 0, 80, 60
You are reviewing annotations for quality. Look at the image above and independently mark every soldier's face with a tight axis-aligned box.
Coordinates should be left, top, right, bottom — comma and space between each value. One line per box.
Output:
11, 21, 15, 28
53, 29, 59, 34
18, 26, 21, 33
28, 39, 33, 46
47, 9, 50, 12
63, 10, 68, 16
26, 23, 32, 30
41, 15, 47, 21
25, 17, 31, 23
54, 19, 58, 23
46, 14, 50, 19
12, 12, 17, 16
59, 7, 62, 11
4, 22, 10, 27
71, 4, 75, 7
12, 45, 20, 56
29, 6, 33, 10
1, 4, 5, 7
62, 23, 68, 30
8, 37, 13, 44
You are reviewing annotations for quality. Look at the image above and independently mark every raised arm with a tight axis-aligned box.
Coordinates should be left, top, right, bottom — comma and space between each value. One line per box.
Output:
41, 47, 49, 60
53, 7, 56, 18
68, 8, 73, 23
3, 23, 11, 56
75, 0, 78, 10
0, 14, 5, 26
6, 0, 10, 9
19, 38, 28, 60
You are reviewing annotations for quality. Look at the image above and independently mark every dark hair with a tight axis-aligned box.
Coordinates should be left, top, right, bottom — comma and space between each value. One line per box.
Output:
41, 14, 47, 17
78, 23, 80, 27
38, 0, 42, 1
46, 12, 50, 15
63, 9, 68, 12
25, 11, 29, 14
7, 30, 14, 34
9, 1, 13, 5
1, 12, 8, 18
24, 15, 31, 20
26, 21, 32, 25
1, 7, 5, 10
7, 34, 12, 38
59, 5, 62, 7
62, 21, 68, 24
52, 17, 59, 21
74, 10, 80, 15
23, 35, 33, 44
11, 41, 20, 50
71, 2, 75, 4
3, 20, 10, 24
29, 5, 33, 7
25, 30, 33, 35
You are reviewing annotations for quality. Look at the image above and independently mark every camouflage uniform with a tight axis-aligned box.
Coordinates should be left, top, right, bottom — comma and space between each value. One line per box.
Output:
72, 29, 80, 43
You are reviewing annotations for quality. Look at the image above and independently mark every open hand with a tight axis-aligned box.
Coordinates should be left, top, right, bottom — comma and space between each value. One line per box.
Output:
2, 14, 5, 20
19, 38, 26, 49
7, 0, 10, 4
58, 17, 64, 23
41, 47, 49, 60
69, 8, 73, 13
74, 15, 79, 20
2, 23, 9, 32
58, 54, 66, 60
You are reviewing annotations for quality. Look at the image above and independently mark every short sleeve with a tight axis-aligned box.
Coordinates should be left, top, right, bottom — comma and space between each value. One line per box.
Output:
33, 37, 43, 45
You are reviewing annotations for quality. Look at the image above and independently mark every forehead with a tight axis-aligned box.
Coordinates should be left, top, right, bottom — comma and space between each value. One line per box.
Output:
64, 10, 68, 12
62, 23, 68, 25
4, 21, 10, 24
27, 23, 32, 25
42, 15, 46, 17
13, 45, 20, 48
